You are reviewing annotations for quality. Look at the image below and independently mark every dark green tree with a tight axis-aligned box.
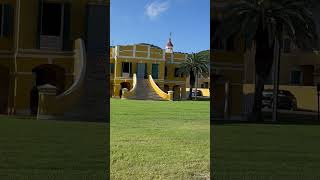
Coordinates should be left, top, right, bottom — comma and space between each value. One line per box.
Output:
219, 0, 318, 121
178, 53, 209, 100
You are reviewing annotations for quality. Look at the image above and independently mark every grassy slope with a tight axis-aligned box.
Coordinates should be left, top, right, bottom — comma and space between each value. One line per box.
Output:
0, 117, 108, 180
213, 123, 320, 180
111, 99, 210, 179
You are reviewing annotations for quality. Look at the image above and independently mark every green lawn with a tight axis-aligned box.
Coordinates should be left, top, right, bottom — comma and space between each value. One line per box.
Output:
0, 116, 108, 180
110, 99, 210, 179
213, 123, 320, 180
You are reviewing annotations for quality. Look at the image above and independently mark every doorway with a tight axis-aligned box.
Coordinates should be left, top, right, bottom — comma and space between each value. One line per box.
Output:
30, 64, 65, 115
137, 63, 146, 79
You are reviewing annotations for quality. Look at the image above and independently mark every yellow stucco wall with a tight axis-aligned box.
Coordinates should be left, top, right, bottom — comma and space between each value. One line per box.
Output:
244, 84, 318, 111
0, 0, 90, 115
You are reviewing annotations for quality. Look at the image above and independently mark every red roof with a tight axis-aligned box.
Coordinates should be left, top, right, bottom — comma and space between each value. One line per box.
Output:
166, 38, 173, 47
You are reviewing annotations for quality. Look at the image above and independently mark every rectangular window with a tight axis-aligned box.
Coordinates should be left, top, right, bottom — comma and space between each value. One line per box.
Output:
122, 62, 130, 73
122, 62, 132, 77
165, 66, 168, 77
204, 82, 209, 88
0, 4, 3, 37
152, 64, 159, 79
175, 68, 180, 77
290, 70, 302, 85
39, 2, 70, 50
41, 3, 62, 36
0, 4, 13, 38
110, 63, 114, 73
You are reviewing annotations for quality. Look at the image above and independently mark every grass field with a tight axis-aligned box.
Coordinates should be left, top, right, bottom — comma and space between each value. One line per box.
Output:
213, 122, 320, 180
0, 116, 108, 180
110, 99, 210, 179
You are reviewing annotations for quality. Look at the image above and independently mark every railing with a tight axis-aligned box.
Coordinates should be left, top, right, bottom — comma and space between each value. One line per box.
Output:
148, 75, 173, 101
40, 35, 62, 50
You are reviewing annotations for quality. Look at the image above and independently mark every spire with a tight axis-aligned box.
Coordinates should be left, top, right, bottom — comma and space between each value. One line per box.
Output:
166, 32, 173, 53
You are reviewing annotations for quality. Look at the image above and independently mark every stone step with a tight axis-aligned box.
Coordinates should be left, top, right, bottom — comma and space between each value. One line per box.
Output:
126, 79, 164, 100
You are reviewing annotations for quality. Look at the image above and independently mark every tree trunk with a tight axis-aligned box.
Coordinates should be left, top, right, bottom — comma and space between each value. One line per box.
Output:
189, 83, 193, 100
252, 74, 265, 121
195, 71, 198, 100
273, 28, 283, 122
272, 38, 281, 122
189, 71, 195, 100
251, 21, 275, 122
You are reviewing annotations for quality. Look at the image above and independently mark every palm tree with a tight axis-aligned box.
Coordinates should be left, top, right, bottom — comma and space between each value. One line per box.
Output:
178, 53, 209, 100
219, 0, 318, 121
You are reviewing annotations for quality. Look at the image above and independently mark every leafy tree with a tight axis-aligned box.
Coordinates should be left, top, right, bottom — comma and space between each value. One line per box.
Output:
178, 53, 209, 100
219, 0, 318, 121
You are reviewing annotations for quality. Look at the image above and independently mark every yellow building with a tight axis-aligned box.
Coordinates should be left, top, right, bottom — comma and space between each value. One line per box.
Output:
213, 0, 320, 119
212, 0, 249, 119
0, 0, 108, 121
110, 38, 188, 100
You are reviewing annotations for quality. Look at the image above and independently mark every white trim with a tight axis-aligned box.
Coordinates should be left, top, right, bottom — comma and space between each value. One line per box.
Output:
114, 77, 133, 81
115, 55, 165, 61
147, 46, 150, 58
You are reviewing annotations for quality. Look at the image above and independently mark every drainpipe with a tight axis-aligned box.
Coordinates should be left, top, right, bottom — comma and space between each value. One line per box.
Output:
12, 0, 20, 115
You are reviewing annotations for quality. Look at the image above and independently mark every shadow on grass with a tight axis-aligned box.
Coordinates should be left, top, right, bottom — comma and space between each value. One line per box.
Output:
211, 112, 320, 126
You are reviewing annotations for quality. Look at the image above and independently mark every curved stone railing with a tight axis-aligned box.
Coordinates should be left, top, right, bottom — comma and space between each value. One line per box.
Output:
37, 38, 86, 119
122, 74, 137, 99
148, 75, 173, 101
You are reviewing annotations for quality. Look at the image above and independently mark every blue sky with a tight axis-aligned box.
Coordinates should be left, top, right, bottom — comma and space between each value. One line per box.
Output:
111, 0, 210, 53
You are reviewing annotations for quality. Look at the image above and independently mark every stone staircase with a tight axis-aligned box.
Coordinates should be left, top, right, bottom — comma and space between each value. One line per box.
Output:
127, 78, 164, 100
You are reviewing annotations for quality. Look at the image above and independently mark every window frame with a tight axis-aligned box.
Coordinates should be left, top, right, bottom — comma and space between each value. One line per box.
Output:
152, 63, 159, 79
290, 69, 303, 85
0, 4, 4, 37
174, 68, 180, 78
40, 2, 64, 37
110, 63, 115, 74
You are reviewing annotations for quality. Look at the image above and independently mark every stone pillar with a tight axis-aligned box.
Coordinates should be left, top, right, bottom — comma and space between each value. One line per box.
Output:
168, 90, 174, 101
37, 84, 58, 120
121, 88, 128, 99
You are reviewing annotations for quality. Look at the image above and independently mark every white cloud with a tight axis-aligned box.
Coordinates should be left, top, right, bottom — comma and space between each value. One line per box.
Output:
145, 1, 170, 20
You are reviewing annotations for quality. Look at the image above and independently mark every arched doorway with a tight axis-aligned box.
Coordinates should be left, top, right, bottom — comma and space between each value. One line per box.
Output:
120, 82, 131, 98
0, 66, 9, 114
30, 64, 65, 115
173, 85, 181, 100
